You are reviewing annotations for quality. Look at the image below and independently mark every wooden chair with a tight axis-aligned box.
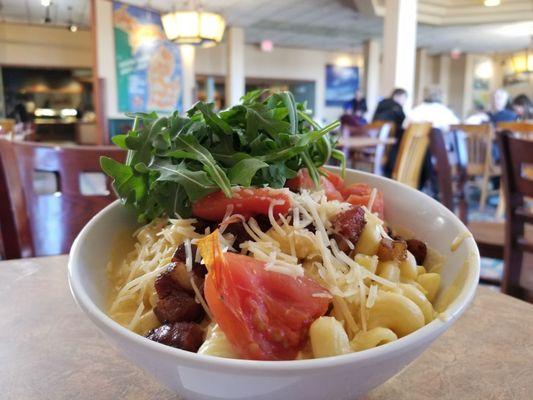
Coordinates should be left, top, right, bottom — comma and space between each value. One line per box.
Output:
392, 122, 432, 188
353, 121, 394, 176
429, 128, 468, 221
363, 120, 396, 138
0, 140, 126, 258
429, 128, 507, 284
499, 131, 533, 301
450, 124, 499, 213
497, 121, 533, 139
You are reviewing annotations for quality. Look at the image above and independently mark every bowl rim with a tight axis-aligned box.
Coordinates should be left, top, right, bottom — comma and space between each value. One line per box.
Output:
68, 168, 480, 372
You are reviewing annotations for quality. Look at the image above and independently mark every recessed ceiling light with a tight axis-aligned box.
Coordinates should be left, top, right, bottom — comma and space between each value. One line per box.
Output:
484, 0, 501, 6
41, 0, 51, 6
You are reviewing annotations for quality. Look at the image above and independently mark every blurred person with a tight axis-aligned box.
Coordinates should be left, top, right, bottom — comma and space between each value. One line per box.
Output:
404, 86, 459, 131
344, 89, 367, 115
373, 88, 408, 131
489, 89, 517, 124
512, 94, 533, 121
8, 93, 31, 124
373, 88, 408, 177
465, 101, 490, 124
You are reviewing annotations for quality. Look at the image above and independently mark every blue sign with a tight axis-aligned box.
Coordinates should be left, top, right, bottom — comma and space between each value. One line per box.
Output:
325, 65, 359, 107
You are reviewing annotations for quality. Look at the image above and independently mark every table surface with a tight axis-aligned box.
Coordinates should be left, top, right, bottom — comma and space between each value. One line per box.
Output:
337, 136, 396, 149
1, 255, 532, 400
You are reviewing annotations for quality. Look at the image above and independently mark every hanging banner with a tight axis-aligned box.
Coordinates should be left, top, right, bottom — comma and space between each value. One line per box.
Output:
113, 1, 183, 113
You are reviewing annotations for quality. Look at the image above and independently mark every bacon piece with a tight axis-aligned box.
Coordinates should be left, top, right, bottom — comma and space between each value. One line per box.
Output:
172, 243, 207, 280
153, 252, 205, 324
146, 322, 204, 352
406, 239, 427, 265
332, 205, 366, 245
377, 237, 408, 261
153, 289, 203, 323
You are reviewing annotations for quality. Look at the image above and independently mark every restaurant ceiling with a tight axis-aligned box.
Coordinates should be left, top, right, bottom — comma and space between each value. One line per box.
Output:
0, 0, 531, 54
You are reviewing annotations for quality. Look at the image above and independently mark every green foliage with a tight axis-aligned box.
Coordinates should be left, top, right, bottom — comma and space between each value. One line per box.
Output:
100, 90, 343, 222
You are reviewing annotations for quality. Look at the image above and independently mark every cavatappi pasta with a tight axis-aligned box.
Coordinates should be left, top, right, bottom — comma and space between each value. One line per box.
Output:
108, 189, 443, 360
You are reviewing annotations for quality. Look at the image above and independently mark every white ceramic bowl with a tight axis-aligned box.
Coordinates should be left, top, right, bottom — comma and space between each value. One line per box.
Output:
68, 168, 480, 400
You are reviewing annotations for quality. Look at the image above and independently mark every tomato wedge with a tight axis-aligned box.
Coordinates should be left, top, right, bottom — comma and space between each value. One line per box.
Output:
319, 168, 344, 190
342, 183, 385, 219
197, 231, 331, 360
192, 187, 291, 221
286, 169, 343, 202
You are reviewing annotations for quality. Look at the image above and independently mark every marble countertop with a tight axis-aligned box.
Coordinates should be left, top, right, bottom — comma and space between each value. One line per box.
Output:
1, 255, 532, 400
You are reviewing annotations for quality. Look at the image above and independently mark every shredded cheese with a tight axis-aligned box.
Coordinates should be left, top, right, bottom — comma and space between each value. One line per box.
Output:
184, 238, 193, 272
268, 199, 287, 237
190, 276, 213, 320
367, 187, 378, 212
451, 231, 472, 252
366, 284, 378, 308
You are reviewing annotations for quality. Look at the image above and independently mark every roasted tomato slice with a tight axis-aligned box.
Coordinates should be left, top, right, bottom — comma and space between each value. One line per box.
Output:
197, 231, 331, 361
192, 187, 291, 221
319, 168, 344, 190
286, 169, 343, 202
342, 183, 385, 219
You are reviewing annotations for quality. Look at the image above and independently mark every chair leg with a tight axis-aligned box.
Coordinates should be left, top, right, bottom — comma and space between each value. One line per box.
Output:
496, 187, 505, 219
479, 173, 490, 213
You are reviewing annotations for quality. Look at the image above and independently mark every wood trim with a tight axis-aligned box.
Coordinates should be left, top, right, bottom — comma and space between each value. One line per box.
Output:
90, 0, 106, 145
0, 63, 91, 70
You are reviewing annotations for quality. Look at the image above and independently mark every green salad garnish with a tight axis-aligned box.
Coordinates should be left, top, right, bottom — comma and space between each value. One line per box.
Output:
101, 90, 344, 222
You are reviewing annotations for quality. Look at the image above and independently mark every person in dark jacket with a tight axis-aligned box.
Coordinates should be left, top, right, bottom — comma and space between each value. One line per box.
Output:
345, 90, 368, 115
373, 88, 408, 177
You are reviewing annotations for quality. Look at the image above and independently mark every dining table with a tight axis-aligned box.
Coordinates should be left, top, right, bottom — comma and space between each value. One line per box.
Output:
1, 254, 532, 400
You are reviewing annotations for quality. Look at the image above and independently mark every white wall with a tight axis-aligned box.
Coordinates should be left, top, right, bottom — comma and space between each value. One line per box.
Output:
95, 0, 120, 119
196, 43, 364, 123
0, 23, 92, 68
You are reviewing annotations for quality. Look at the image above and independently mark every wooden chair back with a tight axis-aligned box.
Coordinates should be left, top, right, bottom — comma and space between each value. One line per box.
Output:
392, 122, 432, 188
0, 140, 126, 258
370, 122, 393, 175
450, 124, 494, 176
497, 121, 533, 139
429, 129, 458, 213
429, 129, 504, 271
362, 120, 395, 138
499, 130, 533, 300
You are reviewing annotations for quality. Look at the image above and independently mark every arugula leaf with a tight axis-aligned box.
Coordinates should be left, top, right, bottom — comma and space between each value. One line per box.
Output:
153, 160, 218, 202
245, 104, 290, 140
228, 158, 268, 186
101, 90, 345, 222
189, 102, 233, 135
280, 91, 297, 135
168, 135, 232, 197
100, 156, 145, 202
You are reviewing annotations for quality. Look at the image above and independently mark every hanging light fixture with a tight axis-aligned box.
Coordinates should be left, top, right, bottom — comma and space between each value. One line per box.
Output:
511, 36, 533, 74
161, 2, 225, 47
